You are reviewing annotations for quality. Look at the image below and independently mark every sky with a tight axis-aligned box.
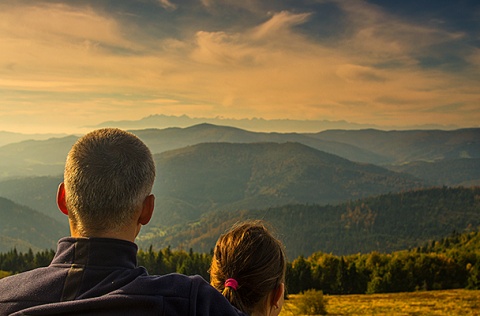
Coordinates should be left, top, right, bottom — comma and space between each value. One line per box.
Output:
1, 0, 479, 134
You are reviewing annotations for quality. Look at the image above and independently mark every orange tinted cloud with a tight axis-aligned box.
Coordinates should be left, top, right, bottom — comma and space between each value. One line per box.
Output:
0, 0, 478, 133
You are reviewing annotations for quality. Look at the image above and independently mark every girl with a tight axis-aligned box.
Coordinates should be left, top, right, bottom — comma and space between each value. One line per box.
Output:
210, 221, 286, 316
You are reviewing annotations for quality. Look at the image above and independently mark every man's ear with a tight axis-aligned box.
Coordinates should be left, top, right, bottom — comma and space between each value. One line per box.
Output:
57, 183, 69, 215
138, 194, 155, 225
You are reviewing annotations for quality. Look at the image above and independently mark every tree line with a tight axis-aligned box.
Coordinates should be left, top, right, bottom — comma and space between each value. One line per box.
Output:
0, 248, 55, 276
1, 230, 479, 294
287, 229, 480, 294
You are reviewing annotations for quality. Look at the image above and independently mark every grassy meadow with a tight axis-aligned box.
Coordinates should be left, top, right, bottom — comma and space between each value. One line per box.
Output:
280, 289, 480, 315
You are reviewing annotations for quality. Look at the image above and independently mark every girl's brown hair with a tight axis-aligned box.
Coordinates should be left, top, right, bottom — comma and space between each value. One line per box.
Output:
209, 220, 286, 314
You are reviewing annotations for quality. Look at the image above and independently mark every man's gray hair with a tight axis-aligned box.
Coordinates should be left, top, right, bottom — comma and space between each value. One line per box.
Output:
64, 128, 156, 234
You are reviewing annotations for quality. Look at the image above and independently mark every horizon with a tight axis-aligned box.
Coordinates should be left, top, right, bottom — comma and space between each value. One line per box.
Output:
0, 113, 477, 136
1, 0, 479, 134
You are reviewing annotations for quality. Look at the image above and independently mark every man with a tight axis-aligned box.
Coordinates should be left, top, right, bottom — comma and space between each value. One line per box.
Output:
0, 128, 245, 315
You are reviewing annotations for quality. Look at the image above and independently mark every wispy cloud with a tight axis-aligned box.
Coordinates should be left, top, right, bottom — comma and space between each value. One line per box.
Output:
251, 11, 313, 39
158, 0, 177, 11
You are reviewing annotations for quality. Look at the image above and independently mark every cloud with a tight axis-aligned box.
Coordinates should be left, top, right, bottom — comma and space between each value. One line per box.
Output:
0, 3, 138, 89
0, 0, 478, 133
199, 0, 264, 13
191, 31, 247, 66
183, 5, 475, 124
333, 0, 466, 64
251, 11, 313, 39
336, 64, 386, 82
0, 3, 135, 51
158, 0, 176, 10
467, 48, 480, 68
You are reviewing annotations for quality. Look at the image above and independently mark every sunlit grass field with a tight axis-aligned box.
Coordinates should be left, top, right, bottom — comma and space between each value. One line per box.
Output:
280, 289, 480, 315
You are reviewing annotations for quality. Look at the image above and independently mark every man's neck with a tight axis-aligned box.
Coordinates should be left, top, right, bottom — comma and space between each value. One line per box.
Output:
69, 221, 138, 243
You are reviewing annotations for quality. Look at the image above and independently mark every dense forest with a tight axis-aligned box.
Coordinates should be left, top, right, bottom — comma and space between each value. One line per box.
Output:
2, 186, 478, 256
1, 230, 479, 294
137, 186, 480, 258
286, 229, 480, 294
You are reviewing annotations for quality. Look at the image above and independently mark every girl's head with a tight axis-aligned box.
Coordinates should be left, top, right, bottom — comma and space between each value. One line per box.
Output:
210, 221, 286, 315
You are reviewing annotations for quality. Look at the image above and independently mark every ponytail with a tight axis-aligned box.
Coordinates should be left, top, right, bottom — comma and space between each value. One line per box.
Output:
222, 282, 248, 312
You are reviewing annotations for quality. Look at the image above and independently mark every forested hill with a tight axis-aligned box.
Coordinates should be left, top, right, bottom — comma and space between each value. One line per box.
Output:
0, 197, 67, 253
311, 128, 480, 164
419, 229, 480, 254
388, 158, 480, 187
137, 186, 480, 258
150, 141, 423, 226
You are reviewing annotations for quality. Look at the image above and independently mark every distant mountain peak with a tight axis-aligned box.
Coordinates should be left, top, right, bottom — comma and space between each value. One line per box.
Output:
91, 114, 460, 133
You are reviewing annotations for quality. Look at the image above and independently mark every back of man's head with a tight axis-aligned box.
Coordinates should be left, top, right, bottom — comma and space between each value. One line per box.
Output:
63, 128, 156, 235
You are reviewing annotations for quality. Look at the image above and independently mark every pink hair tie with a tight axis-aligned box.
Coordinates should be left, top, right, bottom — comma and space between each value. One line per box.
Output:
224, 278, 239, 290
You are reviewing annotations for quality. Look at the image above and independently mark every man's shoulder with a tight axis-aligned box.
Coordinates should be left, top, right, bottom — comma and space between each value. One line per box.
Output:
136, 273, 246, 315
134, 273, 210, 296
0, 266, 49, 286
0, 266, 65, 314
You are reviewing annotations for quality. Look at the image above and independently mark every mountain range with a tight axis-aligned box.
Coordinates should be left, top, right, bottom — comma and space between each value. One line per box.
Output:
90, 114, 461, 133
310, 128, 480, 164
0, 123, 478, 255
1, 124, 478, 181
0, 131, 67, 148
